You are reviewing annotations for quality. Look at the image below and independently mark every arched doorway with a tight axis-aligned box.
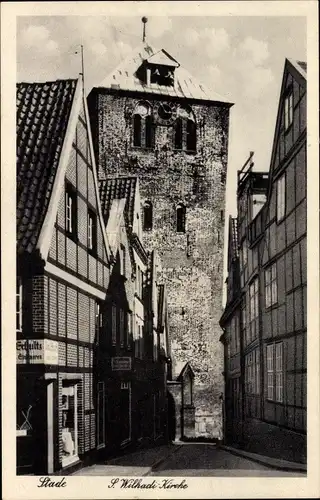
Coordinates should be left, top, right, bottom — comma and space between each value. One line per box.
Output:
167, 390, 176, 442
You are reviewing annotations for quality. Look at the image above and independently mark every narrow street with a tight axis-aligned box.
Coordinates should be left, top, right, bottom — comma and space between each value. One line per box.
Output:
72, 444, 306, 477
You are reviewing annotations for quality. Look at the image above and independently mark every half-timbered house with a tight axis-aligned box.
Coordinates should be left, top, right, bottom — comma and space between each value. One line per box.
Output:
16, 78, 113, 474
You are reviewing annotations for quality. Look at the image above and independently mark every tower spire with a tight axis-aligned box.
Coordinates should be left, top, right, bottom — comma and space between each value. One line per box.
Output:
142, 16, 148, 43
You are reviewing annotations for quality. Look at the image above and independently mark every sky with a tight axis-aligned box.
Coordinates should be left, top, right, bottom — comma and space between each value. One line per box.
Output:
16, 15, 307, 218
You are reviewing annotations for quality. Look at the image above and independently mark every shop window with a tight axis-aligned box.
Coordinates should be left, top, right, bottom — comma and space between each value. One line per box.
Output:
132, 103, 154, 148
176, 204, 186, 233
174, 106, 196, 152
61, 382, 79, 467
265, 263, 278, 308
143, 200, 153, 231
65, 183, 77, 239
16, 276, 22, 332
88, 209, 97, 253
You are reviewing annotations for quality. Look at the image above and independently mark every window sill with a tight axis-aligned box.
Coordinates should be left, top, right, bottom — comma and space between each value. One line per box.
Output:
173, 148, 197, 155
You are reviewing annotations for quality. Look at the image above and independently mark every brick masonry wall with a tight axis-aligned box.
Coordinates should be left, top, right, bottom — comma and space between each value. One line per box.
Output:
89, 91, 230, 437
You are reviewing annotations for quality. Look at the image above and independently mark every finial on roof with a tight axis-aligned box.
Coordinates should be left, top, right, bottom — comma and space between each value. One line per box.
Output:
142, 16, 148, 43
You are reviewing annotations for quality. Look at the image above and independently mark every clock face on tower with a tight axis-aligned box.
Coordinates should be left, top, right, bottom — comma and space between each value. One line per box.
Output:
154, 102, 177, 125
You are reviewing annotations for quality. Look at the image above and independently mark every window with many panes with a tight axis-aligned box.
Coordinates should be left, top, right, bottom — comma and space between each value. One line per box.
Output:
245, 349, 260, 395
277, 174, 286, 221
16, 276, 22, 331
267, 342, 283, 402
65, 183, 77, 238
265, 263, 278, 308
284, 90, 293, 131
88, 209, 97, 253
247, 278, 259, 344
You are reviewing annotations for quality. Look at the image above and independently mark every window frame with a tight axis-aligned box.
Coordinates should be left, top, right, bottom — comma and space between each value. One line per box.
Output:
266, 342, 284, 402
265, 263, 278, 308
276, 174, 286, 222
65, 182, 77, 240
284, 89, 293, 131
87, 208, 97, 254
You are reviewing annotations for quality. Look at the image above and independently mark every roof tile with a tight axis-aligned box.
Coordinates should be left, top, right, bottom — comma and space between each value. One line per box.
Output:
17, 79, 77, 254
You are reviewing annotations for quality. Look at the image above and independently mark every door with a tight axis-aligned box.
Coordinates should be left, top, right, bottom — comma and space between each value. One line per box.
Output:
120, 382, 131, 444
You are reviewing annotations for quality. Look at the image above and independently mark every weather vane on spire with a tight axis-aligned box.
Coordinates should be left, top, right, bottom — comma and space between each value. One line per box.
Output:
142, 17, 148, 43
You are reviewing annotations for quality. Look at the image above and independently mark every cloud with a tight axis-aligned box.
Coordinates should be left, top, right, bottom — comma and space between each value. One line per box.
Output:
241, 62, 274, 99
90, 41, 108, 57
238, 36, 269, 65
183, 27, 230, 58
147, 16, 172, 38
183, 28, 201, 47
20, 25, 59, 54
207, 64, 221, 83
115, 40, 133, 59
203, 28, 230, 56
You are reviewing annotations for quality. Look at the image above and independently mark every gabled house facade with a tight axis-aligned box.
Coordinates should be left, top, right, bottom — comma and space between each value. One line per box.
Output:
16, 78, 113, 474
220, 59, 307, 464
98, 176, 171, 451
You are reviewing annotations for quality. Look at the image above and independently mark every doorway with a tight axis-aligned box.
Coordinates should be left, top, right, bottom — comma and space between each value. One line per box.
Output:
167, 391, 176, 442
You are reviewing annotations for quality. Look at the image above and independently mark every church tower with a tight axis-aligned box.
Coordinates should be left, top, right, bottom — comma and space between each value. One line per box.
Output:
88, 25, 233, 437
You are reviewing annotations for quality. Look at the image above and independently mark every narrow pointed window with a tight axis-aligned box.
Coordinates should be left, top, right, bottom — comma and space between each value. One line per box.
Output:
133, 114, 142, 147
186, 119, 196, 152
132, 103, 154, 149
143, 200, 153, 231
174, 106, 196, 152
176, 203, 186, 233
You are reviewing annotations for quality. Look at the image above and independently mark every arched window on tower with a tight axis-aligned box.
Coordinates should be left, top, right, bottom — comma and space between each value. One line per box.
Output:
132, 102, 154, 149
176, 203, 186, 233
174, 107, 196, 153
143, 200, 153, 231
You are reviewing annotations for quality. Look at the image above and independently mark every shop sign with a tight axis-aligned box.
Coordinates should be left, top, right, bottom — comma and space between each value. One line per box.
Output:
111, 357, 132, 371
16, 339, 58, 365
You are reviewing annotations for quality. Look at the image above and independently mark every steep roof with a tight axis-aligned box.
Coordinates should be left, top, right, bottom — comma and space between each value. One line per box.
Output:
17, 79, 77, 254
289, 59, 307, 79
99, 177, 138, 228
98, 42, 231, 105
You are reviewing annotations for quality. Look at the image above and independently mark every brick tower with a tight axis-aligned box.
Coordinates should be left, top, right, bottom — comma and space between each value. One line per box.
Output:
88, 38, 232, 437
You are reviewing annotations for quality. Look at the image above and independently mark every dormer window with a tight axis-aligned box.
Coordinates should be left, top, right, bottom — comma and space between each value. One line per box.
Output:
150, 65, 174, 87
133, 102, 154, 149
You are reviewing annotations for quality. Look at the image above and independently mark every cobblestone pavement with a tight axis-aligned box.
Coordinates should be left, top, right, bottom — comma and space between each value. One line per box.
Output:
72, 443, 306, 477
